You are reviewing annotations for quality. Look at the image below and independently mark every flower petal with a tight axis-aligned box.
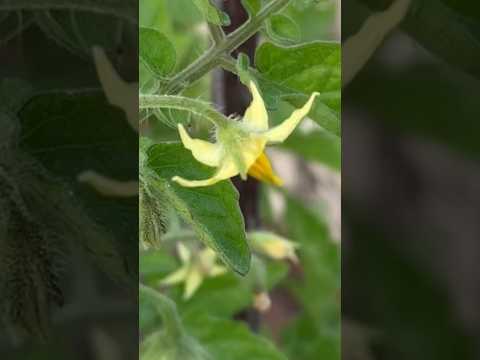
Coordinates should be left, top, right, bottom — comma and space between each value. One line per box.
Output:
178, 124, 222, 167
264, 92, 319, 143
93, 46, 138, 131
160, 266, 189, 286
243, 81, 269, 132
184, 270, 203, 300
177, 242, 191, 264
77, 170, 138, 196
209, 265, 227, 277
233, 135, 267, 179
172, 159, 237, 187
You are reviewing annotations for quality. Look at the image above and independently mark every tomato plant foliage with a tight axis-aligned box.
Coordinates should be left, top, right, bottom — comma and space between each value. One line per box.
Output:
140, 0, 340, 359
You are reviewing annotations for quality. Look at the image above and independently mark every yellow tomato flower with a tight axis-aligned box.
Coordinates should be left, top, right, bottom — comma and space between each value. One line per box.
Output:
160, 243, 227, 300
172, 81, 319, 187
248, 231, 300, 263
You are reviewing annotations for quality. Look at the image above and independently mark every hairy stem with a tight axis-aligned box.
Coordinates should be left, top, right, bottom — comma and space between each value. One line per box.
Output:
208, 22, 226, 44
165, 0, 291, 94
139, 284, 184, 338
140, 94, 230, 127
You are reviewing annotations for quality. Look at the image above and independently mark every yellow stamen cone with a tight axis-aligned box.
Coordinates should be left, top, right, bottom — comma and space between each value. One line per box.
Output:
247, 152, 283, 187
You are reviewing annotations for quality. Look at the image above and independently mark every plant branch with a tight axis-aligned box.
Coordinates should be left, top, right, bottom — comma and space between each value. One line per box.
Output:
208, 22, 226, 44
165, 0, 291, 94
140, 94, 230, 127
139, 284, 184, 338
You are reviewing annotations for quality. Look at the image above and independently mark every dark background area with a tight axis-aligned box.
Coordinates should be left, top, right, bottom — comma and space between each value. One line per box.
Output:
343, 0, 480, 359
0, 2, 138, 359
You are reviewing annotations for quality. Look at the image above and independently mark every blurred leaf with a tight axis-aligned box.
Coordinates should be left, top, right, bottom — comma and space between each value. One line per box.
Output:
145, 142, 250, 275
0, 78, 33, 113
343, 206, 475, 359
19, 92, 138, 286
281, 196, 340, 360
241, 0, 262, 18
140, 27, 177, 78
349, 63, 480, 158
140, 285, 210, 360
191, 0, 231, 26
140, 250, 178, 282
266, 14, 301, 45
355, 0, 480, 80
184, 314, 288, 360
281, 128, 341, 171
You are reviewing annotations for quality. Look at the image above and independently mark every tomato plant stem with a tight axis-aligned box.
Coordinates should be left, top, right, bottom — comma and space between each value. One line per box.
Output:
139, 284, 184, 338
139, 94, 230, 127
165, 0, 291, 94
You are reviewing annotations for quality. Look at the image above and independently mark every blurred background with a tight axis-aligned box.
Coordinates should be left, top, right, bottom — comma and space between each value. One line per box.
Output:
343, 0, 480, 358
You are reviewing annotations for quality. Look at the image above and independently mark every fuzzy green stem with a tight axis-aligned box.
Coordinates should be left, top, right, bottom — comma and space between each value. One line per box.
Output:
139, 284, 184, 338
140, 94, 230, 127
208, 22, 226, 44
165, 0, 291, 94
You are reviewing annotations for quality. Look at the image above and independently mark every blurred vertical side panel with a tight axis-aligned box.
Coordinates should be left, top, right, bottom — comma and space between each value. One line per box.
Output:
343, 0, 480, 359
0, 1, 138, 358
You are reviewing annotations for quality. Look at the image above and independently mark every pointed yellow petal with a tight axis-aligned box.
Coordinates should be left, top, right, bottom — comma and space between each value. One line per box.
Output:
177, 242, 191, 264
264, 92, 319, 143
172, 159, 237, 187
209, 265, 227, 277
184, 270, 203, 300
247, 153, 283, 186
243, 81, 269, 131
160, 266, 189, 286
92, 46, 138, 131
77, 170, 138, 196
178, 124, 222, 167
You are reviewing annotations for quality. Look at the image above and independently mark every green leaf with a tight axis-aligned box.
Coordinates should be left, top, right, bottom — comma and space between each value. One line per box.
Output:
191, 0, 231, 26
282, 129, 341, 171
140, 27, 176, 78
145, 142, 250, 275
266, 14, 301, 45
241, 0, 261, 18
256, 41, 340, 96
255, 41, 340, 134
184, 314, 288, 360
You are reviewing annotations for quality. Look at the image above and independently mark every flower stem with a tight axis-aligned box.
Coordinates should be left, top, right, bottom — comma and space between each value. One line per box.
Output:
140, 94, 230, 127
139, 284, 184, 338
165, 0, 291, 94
